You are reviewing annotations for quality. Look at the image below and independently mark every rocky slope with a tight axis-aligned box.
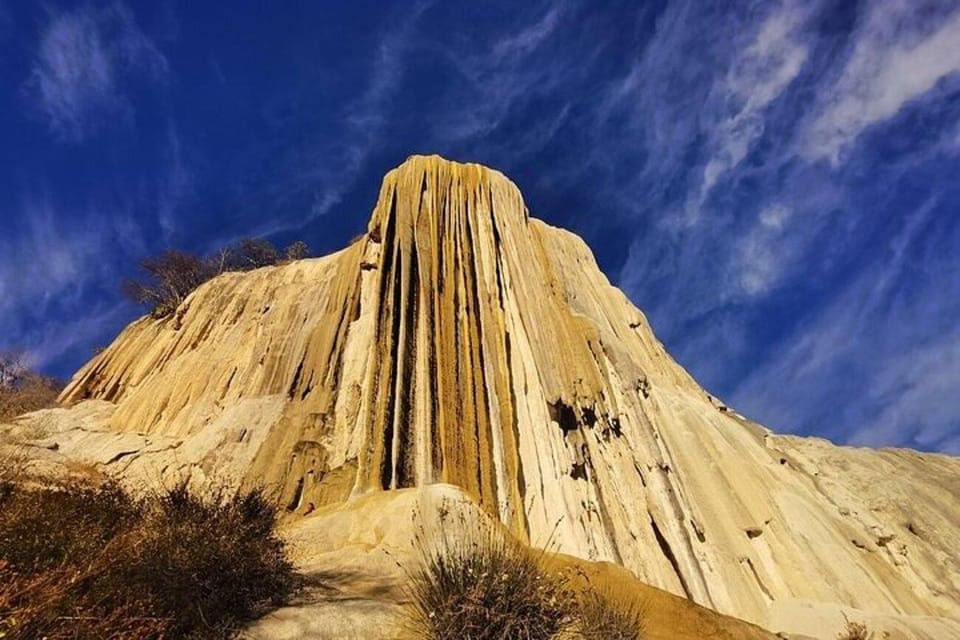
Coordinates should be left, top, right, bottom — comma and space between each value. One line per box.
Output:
3, 155, 959, 639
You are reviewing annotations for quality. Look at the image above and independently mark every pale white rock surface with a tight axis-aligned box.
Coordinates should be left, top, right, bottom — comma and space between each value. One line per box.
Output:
2, 155, 958, 639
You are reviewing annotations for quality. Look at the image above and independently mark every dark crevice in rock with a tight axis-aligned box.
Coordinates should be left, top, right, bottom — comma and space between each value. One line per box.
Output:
504, 330, 531, 539
637, 376, 651, 399
549, 400, 579, 435
582, 406, 598, 427
741, 557, 773, 602
320, 281, 361, 399
300, 372, 315, 401
608, 417, 623, 439
570, 461, 588, 481
287, 358, 305, 400
285, 476, 305, 512
649, 512, 692, 600
691, 519, 706, 543
427, 260, 442, 483
376, 188, 401, 491
394, 245, 420, 489
224, 367, 237, 393
489, 188, 509, 313
633, 461, 647, 487
104, 449, 140, 466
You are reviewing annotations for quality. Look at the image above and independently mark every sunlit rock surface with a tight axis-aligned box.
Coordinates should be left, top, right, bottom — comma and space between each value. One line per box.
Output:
4, 155, 959, 639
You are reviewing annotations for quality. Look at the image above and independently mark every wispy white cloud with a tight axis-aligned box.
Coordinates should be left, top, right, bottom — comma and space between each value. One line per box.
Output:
734, 203, 795, 296
803, 2, 960, 163
422, 4, 574, 151
583, 1, 960, 453
157, 123, 192, 241
729, 196, 960, 452
23, 2, 167, 141
236, 1, 435, 242
701, 3, 809, 200
490, 4, 562, 60
855, 332, 960, 453
0, 197, 103, 318
614, 2, 820, 319
21, 301, 132, 373
0, 196, 144, 369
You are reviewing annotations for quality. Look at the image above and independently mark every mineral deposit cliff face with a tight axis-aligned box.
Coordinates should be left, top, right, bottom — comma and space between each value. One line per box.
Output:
13, 156, 959, 635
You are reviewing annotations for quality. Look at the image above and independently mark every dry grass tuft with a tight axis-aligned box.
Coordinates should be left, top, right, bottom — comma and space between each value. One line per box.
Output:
837, 619, 873, 640
405, 501, 646, 640
0, 480, 297, 640
406, 521, 575, 640
574, 585, 645, 640
0, 374, 61, 422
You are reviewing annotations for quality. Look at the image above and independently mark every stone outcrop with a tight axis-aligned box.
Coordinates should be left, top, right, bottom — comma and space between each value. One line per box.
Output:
4, 155, 959, 639
241, 484, 779, 640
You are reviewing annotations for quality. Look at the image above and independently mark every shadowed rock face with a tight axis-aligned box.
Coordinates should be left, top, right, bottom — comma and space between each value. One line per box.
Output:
13, 155, 959, 637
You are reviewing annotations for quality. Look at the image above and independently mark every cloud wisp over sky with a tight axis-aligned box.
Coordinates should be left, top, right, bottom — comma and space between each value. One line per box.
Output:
1, 1, 958, 453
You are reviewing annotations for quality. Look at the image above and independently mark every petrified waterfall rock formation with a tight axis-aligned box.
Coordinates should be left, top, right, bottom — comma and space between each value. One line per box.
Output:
8, 155, 959, 637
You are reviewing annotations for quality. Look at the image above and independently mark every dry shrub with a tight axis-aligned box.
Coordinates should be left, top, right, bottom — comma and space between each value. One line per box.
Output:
0, 373, 61, 422
405, 502, 649, 640
0, 482, 138, 571
837, 619, 872, 640
129, 485, 296, 638
574, 585, 645, 640
406, 522, 575, 640
122, 238, 311, 317
0, 481, 296, 640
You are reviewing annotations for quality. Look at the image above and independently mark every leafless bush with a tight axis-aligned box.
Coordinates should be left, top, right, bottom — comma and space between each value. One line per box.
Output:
0, 351, 62, 422
283, 240, 310, 261
0, 481, 297, 640
122, 238, 311, 317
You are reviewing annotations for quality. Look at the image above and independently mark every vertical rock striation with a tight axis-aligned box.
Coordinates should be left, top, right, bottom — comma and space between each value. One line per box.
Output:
35, 155, 960, 635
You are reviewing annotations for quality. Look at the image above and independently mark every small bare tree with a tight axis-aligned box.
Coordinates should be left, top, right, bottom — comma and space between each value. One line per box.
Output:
0, 351, 26, 388
0, 351, 62, 421
232, 239, 281, 270
122, 238, 307, 317
122, 250, 211, 318
283, 241, 310, 261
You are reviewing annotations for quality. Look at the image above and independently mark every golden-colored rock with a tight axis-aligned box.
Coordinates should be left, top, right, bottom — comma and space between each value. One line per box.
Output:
4, 155, 959, 639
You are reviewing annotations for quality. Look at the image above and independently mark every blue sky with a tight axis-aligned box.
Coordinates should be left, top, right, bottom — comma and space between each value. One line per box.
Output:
1, 1, 958, 453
